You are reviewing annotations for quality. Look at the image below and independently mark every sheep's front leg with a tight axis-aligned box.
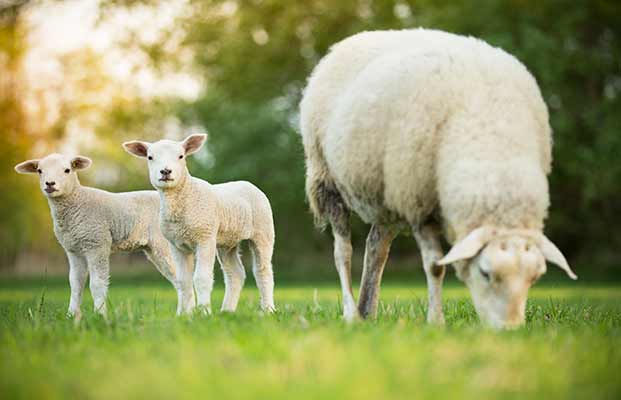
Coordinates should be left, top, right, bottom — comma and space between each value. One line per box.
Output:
171, 246, 195, 315
413, 224, 446, 324
194, 238, 217, 314
67, 251, 88, 319
85, 247, 111, 315
358, 225, 398, 319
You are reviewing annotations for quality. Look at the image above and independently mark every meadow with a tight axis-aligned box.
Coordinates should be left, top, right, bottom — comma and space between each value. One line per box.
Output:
0, 276, 619, 399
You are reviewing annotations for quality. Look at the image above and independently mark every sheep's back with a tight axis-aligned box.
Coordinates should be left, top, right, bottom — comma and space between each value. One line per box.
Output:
301, 29, 551, 226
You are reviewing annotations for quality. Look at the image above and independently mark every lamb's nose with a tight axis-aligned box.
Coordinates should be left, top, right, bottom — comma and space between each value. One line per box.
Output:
160, 168, 171, 176
45, 181, 55, 187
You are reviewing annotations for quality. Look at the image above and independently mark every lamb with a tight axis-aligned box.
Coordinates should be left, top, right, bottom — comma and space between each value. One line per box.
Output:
122, 134, 275, 314
14, 153, 179, 318
299, 28, 577, 328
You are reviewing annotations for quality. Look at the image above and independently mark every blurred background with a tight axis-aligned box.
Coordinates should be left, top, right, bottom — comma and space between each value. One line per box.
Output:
1, 0, 619, 281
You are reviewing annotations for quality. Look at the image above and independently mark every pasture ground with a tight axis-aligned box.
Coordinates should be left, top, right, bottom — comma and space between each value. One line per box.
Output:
0, 277, 619, 399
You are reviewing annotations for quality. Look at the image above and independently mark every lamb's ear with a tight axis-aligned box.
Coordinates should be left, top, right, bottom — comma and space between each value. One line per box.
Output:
182, 133, 207, 155
71, 156, 92, 170
436, 227, 494, 266
122, 140, 150, 158
535, 233, 577, 280
14, 159, 40, 174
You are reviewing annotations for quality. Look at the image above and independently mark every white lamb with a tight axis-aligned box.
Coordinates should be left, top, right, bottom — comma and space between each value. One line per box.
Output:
300, 29, 577, 328
122, 134, 275, 314
15, 153, 179, 318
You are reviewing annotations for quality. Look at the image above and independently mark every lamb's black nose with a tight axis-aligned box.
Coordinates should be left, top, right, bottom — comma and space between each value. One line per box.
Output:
160, 168, 171, 176
45, 181, 55, 187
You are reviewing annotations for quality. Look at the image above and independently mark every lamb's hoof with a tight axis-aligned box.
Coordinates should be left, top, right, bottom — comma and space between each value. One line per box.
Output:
427, 313, 445, 325
66, 310, 82, 322
196, 305, 212, 316
262, 304, 276, 313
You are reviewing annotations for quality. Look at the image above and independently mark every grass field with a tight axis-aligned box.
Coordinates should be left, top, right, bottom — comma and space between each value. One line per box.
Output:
0, 277, 620, 399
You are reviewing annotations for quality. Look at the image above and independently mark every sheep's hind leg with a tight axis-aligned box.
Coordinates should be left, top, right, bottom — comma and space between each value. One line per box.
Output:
413, 224, 446, 324
218, 245, 246, 312
249, 237, 275, 312
325, 197, 358, 322
144, 243, 180, 314
358, 225, 398, 319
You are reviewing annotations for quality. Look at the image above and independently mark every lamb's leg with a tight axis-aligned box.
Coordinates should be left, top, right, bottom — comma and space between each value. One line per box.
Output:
67, 251, 88, 319
358, 225, 398, 319
249, 238, 275, 312
194, 238, 217, 314
217, 246, 246, 312
144, 237, 176, 283
413, 224, 446, 324
85, 247, 111, 315
171, 246, 196, 315
326, 202, 358, 322
143, 242, 180, 313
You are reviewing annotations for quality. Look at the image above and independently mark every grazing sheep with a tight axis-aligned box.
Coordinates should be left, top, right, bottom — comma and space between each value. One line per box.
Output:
15, 153, 179, 318
122, 134, 275, 314
299, 29, 576, 328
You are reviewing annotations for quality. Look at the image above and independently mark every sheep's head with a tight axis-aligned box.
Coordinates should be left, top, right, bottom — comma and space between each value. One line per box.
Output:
122, 134, 207, 190
437, 227, 576, 329
14, 153, 91, 198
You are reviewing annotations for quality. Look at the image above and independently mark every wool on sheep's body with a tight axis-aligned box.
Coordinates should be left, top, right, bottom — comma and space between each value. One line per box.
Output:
300, 28, 552, 241
15, 153, 178, 318
122, 135, 276, 314
299, 29, 574, 328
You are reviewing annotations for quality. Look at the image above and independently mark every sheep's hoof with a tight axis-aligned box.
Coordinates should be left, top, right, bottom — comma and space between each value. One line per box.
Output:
343, 309, 361, 323
66, 310, 82, 322
196, 305, 212, 316
262, 305, 276, 313
427, 313, 446, 325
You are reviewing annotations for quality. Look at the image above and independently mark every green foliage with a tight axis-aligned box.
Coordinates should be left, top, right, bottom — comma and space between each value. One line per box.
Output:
174, 0, 621, 270
0, 279, 620, 399
2, 0, 620, 273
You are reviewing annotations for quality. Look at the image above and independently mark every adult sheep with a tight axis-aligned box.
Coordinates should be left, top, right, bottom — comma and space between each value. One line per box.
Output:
299, 29, 576, 329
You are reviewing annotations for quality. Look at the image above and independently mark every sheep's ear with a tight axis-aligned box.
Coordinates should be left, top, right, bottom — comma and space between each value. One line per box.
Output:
71, 156, 92, 170
535, 233, 577, 280
182, 133, 207, 155
122, 140, 150, 158
14, 159, 40, 174
436, 227, 494, 266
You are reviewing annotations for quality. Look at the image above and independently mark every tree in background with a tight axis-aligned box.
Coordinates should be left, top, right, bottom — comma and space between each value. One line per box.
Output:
2, 0, 620, 277
0, 1, 53, 265
171, 0, 621, 274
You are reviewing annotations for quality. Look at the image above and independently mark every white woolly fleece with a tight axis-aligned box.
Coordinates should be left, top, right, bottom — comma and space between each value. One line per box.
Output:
300, 28, 552, 243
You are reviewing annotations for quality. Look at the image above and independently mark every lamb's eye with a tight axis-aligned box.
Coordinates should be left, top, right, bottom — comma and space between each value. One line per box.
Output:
480, 268, 491, 281
148, 155, 153, 161
64, 168, 70, 174
37, 169, 42, 174
178, 155, 184, 159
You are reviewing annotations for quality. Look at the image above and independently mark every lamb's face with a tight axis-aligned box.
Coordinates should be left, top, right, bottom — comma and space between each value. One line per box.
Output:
146, 140, 188, 189
123, 134, 207, 190
14, 153, 91, 198
437, 227, 577, 329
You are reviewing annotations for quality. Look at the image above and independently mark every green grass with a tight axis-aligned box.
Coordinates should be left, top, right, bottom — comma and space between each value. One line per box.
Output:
0, 278, 620, 399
